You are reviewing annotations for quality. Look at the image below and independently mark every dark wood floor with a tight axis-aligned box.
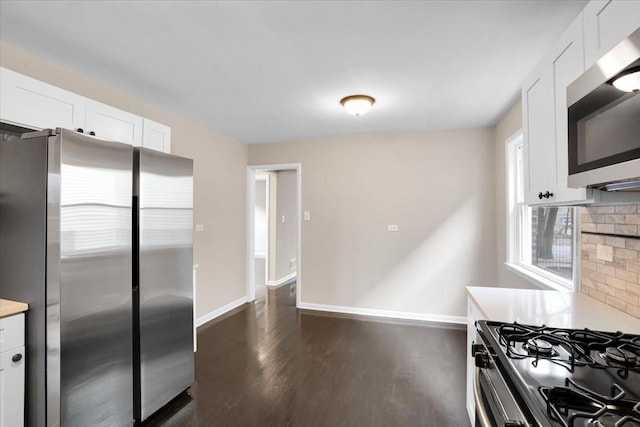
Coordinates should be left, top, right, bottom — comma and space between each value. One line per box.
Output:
147, 285, 470, 427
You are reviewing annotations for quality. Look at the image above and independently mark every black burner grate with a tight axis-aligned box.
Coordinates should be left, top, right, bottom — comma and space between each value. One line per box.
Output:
495, 323, 640, 378
540, 378, 640, 427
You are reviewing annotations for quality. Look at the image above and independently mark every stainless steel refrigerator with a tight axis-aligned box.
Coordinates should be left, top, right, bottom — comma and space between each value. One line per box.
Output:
0, 128, 134, 426
133, 147, 194, 422
1, 128, 194, 426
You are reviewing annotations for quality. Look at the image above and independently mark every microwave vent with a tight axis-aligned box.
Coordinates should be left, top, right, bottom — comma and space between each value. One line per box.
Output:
593, 179, 640, 192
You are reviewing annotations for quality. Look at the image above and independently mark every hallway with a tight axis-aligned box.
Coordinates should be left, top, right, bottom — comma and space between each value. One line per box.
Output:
149, 285, 469, 426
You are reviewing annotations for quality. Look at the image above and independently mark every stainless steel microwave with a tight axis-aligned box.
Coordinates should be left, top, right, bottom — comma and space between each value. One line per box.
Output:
567, 27, 640, 191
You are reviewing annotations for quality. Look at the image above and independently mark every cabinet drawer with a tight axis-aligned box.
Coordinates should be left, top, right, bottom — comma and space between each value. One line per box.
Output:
0, 314, 24, 352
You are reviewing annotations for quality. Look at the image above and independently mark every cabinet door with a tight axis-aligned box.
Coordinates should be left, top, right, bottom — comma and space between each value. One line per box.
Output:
522, 64, 556, 205
466, 299, 482, 427
0, 67, 85, 131
0, 346, 25, 427
523, 14, 594, 206
85, 99, 143, 146
551, 14, 591, 203
142, 118, 171, 153
583, 0, 640, 67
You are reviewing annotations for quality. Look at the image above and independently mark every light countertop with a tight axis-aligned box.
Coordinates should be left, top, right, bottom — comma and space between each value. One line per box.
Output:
0, 298, 29, 319
467, 286, 640, 334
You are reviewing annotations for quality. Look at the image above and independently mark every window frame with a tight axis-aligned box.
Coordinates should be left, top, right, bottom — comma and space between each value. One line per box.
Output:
505, 130, 579, 292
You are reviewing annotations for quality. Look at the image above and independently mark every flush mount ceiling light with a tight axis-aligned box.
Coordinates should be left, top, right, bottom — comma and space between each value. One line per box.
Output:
340, 95, 375, 116
611, 68, 640, 92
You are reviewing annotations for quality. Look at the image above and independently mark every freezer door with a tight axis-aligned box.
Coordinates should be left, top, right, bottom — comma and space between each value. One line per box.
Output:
0, 128, 48, 427
48, 129, 133, 426
135, 148, 194, 421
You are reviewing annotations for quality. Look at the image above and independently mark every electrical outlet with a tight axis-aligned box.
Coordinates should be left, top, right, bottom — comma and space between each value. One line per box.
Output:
195, 224, 204, 232
596, 244, 613, 262
387, 224, 398, 232
304, 211, 311, 221
289, 258, 296, 269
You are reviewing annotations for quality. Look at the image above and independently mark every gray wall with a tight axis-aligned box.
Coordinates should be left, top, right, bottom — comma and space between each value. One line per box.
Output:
0, 42, 249, 319
250, 128, 497, 319
1, 39, 534, 322
275, 170, 297, 280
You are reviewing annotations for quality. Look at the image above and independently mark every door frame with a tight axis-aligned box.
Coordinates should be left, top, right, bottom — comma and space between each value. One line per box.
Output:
246, 163, 302, 308
254, 173, 270, 287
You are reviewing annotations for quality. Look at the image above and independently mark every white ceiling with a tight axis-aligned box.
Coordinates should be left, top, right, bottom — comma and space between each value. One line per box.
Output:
0, 1, 588, 144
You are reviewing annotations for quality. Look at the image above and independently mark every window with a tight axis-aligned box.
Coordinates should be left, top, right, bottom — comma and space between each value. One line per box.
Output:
506, 131, 578, 290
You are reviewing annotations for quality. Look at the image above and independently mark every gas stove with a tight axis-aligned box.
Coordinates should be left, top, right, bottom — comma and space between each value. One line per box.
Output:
474, 320, 640, 427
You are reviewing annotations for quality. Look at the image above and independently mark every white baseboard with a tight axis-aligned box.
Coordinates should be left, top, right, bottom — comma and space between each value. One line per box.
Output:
297, 302, 467, 325
196, 296, 248, 328
267, 272, 296, 288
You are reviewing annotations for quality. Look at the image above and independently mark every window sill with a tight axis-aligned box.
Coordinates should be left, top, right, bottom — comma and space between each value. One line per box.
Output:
504, 262, 574, 292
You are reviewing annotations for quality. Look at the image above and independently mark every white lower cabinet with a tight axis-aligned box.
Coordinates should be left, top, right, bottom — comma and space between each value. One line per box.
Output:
466, 299, 482, 427
0, 313, 25, 427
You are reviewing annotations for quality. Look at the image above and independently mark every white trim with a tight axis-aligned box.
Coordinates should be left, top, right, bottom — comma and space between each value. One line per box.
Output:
504, 262, 573, 292
267, 172, 277, 283
246, 168, 256, 302
254, 173, 270, 285
266, 272, 296, 288
193, 268, 197, 352
265, 174, 271, 286
505, 130, 523, 266
247, 163, 302, 310
196, 296, 248, 328
573, 208, 582, 293
505, 129, 577, 292
298, 302, 467, 325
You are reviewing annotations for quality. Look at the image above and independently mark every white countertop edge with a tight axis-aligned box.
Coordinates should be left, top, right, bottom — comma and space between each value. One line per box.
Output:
466, 285, 640, 334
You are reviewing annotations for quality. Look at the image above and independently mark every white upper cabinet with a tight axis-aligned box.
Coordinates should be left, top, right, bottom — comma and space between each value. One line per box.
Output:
523, 64, 556, 204
142, 118, 171, 153
523, 14, 593, 205
0, 67, 85, 131
85, 99, 143, 146
521, 2, 640, 206
0, 67, 171, 153
583, 0, 640, 67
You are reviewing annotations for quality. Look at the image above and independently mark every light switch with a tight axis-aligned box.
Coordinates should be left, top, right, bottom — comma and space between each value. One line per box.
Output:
304, 211, 311, 221
387, 224, 398, 232
282, 215, 285, 223
195, 224, 204, 232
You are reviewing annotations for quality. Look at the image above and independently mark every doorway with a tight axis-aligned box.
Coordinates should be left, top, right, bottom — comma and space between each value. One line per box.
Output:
247, 164, 301, 307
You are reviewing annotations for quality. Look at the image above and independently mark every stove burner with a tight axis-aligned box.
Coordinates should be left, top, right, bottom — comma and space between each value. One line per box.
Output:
541, 379, 640, 427
526, 338, 554, 355
484, 321, 640, 427
603, 347, 638, 366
